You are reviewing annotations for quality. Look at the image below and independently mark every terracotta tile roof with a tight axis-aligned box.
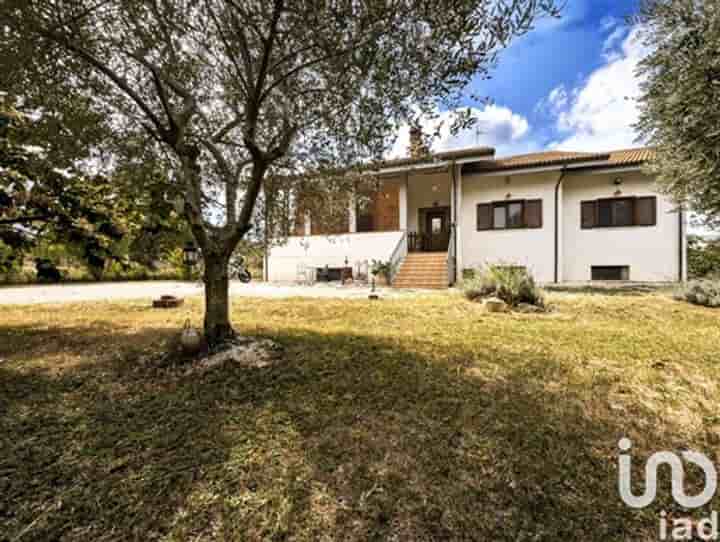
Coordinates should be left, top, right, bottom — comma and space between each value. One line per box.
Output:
606, 148, 656, 165
485, 150, 608, 170
467, 147, 655, 173
371, 145, 495, 170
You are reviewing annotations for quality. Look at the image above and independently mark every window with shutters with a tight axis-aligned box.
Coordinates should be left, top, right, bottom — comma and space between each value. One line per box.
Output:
477, 203, 493, 230
476, 199, 543, 231
581, 197, 657, 229
635, 196, 657, 226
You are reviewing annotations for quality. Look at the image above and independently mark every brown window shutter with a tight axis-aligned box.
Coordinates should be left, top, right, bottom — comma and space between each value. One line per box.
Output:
524, 199, 543, 228
634, 196, 657, 226
581, 201, 596, 229
477, 203, 492, 230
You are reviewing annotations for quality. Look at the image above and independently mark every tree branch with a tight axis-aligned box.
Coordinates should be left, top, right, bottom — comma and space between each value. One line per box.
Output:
31, 25, 167, 138
0, 215, 50, 225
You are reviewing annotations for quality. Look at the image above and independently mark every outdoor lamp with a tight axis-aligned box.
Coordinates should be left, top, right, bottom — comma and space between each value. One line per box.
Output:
183, 241, 199, 267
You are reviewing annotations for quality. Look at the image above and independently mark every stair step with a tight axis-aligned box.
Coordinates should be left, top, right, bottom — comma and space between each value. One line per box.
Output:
395, 278, 447, 284
394, 284, 447, 288
395, 274, 446, 278
392, 251, 450, 289
398, 269, 447, 274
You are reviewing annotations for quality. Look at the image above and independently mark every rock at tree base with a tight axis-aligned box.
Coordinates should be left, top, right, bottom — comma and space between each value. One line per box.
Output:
188, 338, 283, 375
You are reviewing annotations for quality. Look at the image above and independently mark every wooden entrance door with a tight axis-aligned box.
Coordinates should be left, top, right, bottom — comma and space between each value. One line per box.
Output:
424, 207, 450, 252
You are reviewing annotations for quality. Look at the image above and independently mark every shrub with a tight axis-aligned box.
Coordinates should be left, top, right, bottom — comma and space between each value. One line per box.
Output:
462, 264, 546, 308
687, 235, 720, 279
676, 279, 720, 308
371, 259, 397, 282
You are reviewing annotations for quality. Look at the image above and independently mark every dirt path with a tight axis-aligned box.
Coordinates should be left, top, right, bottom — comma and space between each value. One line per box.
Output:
0, 280, 425, 305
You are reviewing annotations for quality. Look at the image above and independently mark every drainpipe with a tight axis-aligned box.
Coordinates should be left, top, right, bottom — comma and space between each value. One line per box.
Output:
678, 207, 685, 283
554, 167, 568, 284
450, 160, 458, 284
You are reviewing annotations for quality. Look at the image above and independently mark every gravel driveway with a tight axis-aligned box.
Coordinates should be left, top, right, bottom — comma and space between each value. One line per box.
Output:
0, 281, 430, 305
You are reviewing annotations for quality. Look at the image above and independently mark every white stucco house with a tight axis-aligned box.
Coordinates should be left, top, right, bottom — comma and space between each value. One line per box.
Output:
266, 145, 686, 288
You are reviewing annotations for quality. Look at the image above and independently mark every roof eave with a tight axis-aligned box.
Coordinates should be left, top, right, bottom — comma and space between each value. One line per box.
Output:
463, 160, 647, 177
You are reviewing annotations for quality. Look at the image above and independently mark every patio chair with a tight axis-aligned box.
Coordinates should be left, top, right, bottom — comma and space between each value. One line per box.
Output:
296, 262, 317, 285
354, 260, 369, 283
296, 262, 309, 285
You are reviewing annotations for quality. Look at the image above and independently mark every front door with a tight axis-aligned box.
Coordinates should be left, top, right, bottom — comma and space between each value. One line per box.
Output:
425, 208, 450, 252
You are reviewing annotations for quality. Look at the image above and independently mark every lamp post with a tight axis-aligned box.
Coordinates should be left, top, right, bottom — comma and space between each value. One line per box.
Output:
368, 273, 379, 300
182, 241, 199, 279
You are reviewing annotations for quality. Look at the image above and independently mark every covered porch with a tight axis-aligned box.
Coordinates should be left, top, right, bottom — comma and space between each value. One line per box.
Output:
348, 167, 456, 254
270, 166, 458, 287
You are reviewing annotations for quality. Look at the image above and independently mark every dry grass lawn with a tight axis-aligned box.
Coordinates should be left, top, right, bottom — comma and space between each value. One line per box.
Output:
1, 290, 719, 541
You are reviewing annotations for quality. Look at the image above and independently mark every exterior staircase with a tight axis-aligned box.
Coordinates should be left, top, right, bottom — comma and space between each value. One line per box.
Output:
393, 252, 448, 289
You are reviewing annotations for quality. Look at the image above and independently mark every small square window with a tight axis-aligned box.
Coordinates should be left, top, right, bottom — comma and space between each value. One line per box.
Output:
591, 266, 630, 281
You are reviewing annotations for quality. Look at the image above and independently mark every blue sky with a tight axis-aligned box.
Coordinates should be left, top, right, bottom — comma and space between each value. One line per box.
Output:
392, 1, 648, 158
475, 1, 639, 116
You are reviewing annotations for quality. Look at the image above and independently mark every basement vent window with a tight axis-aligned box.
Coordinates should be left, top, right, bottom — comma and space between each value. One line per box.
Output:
591, 266, 630, 281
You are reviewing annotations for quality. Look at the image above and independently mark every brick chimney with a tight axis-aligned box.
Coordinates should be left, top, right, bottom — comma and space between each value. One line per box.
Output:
408, 124, 429, 158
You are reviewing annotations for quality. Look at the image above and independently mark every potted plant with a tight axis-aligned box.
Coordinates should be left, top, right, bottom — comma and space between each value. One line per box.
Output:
370, 259, 396, 286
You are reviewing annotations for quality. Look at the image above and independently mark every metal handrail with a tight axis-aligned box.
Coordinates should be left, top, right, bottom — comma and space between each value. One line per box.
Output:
388, 231, 408, 285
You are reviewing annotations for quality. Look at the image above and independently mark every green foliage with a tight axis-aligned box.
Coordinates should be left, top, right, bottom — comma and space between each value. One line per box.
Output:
0, 101, 187, 279
687, 235, 720, 279
462, 264, 546, 308
1, 103, 125, 273
636, 2, 720, 228
676, 279, 720, 308
370, 259, 396, 282
0, 238, 23, 277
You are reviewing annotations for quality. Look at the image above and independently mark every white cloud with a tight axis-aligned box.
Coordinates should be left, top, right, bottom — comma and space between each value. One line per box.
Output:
389, 104, 539, 159
535, 84, 570, 116
547, 26, 649, 151
602, 26, 629, 60
600, 15, 619, 32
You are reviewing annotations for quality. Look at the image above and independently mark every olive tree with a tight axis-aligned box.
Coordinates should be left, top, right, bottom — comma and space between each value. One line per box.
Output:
3, 0, 558, 344
636, 0, 720, 229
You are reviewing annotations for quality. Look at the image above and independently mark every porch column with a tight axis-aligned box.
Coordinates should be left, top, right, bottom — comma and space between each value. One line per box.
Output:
348, 191, 357, 233
455, 164, 463, 273
399, 173, 408, 230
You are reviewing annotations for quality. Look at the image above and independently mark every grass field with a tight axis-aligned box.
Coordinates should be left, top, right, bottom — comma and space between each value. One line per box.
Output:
1, 291, 719, 541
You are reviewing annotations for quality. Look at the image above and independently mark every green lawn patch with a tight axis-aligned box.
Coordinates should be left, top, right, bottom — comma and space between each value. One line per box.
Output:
1, 292, 719, 540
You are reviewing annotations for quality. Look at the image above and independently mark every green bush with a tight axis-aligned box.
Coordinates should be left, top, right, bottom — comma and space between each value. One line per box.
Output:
0, 239, 24, 279
371, 259, 397, 282
462, 264, 546, 308
688, 235, 720, 279
676, 279, 720, 308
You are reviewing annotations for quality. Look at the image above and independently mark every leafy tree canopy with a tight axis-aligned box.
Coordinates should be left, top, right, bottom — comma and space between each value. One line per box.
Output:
636, 0, 720, 229
0, 99, 186, 277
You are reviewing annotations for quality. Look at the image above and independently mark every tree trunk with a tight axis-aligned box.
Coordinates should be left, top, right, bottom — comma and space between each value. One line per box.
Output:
203, 252, 234, 345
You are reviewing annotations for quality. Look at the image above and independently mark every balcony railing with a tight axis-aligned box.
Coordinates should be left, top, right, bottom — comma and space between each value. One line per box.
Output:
387, 232, 408, 285
407, 231, 450, 252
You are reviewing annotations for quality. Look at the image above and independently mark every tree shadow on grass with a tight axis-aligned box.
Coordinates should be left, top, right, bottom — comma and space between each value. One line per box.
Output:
0, 322, 701, 541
